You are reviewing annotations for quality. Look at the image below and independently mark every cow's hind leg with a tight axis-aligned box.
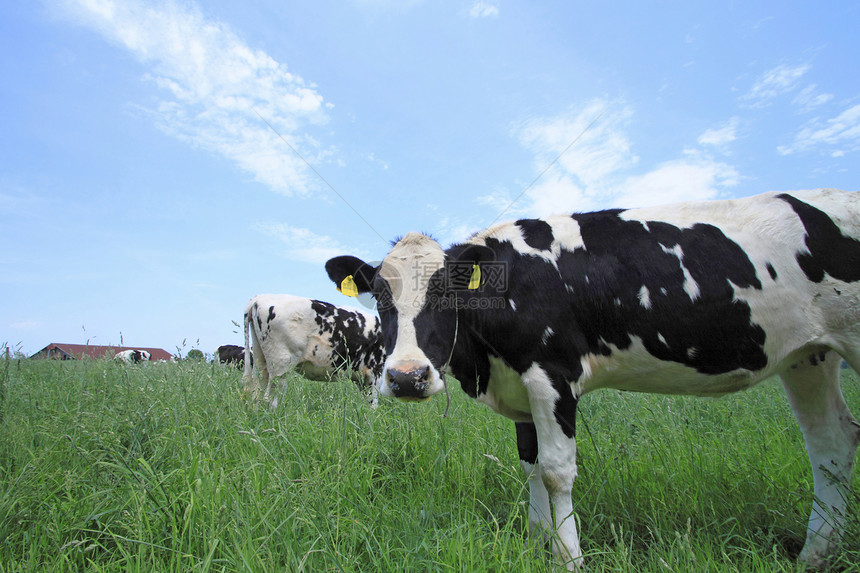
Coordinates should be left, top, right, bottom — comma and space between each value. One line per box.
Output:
243, 351, 271, 403
242, 307, 271, 403
780, 350, 860, 568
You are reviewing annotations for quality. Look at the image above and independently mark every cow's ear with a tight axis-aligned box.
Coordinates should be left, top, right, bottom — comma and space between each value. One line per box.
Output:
325, 256, 377, 295
452, 243, 496, 266
446, 243, 498, 291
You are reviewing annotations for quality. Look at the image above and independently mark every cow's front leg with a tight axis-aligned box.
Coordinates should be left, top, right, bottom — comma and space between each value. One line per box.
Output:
516, 422, 552, 544
522, 363, 582, 570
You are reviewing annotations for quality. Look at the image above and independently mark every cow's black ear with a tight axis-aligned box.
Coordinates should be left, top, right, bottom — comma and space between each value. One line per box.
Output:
325, 256, 377, 294
445, 243, 500, 291
450, 243, 496, 265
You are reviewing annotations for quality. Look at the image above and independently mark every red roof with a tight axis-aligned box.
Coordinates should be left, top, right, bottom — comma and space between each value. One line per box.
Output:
31, 343, 175, 362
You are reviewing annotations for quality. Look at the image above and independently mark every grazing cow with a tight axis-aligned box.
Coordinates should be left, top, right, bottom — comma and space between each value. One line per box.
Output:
325, 189, 860, 570
216, 344, 250, 369
114, 349, 151, 364
242, 294, 385, 408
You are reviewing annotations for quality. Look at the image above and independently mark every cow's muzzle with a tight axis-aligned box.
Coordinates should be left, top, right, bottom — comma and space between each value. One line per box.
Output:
385, 363, 433, 401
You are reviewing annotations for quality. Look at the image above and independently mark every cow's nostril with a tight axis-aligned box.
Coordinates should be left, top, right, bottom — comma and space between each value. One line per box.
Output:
385, 369, 401, 389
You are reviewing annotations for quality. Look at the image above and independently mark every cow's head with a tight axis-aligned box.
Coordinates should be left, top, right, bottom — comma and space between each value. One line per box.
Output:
326, 232, 494, 401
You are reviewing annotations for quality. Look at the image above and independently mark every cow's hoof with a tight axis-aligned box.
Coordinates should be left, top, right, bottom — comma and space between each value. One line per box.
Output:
798, 546, 832, 571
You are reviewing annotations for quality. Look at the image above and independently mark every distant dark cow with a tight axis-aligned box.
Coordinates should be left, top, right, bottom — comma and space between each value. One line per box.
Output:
326, 189, 860, 570
242, 294, 385, 408
216, 344, 250, 369
114, 349, 151, 364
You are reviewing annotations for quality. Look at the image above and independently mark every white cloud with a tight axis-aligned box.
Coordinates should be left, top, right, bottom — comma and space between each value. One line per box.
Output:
793, 84, 834, 112
778, 103, 860, 156
517, 99, 636, 190
613, 153, 739, 208
698, 118, 739, 148
508, 99, 739, 216
469, 1, 499, 18
253, 223, 363, 264
56, 0, 330, 195
742, 63, 811, 108
430, 215, 484, 246
520, 170, 591, 215
476, 187, 515, 214
10, 320, 43, 331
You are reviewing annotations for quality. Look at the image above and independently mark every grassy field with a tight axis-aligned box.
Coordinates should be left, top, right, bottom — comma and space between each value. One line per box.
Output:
0, 357, 857, 572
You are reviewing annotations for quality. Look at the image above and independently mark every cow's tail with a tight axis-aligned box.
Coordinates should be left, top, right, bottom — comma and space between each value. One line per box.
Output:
242, 303, 254, 391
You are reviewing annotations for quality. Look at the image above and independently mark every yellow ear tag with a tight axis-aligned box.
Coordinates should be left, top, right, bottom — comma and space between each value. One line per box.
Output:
468, 264, 481, 290
339, 275, 359, 297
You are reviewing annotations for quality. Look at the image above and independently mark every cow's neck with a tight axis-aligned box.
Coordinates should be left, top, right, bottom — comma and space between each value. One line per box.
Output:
446, 306, 496, 398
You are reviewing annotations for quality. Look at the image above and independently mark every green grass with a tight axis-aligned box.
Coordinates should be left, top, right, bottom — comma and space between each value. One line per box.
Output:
0, 357, 857, 572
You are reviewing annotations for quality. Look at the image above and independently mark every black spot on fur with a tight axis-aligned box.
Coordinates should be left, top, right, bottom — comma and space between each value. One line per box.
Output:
516, 219, 554, 251
778, 193, 860, 283
309, 300, 385, 384
373, 276, 400, 354
516, 422, 539, 464
767, 263, 778, 280
559, 210, 766, 374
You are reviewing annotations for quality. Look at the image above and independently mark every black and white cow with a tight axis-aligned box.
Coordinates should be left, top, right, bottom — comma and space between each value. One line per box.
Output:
114, 349, 151, 364
242, 294, 385, 408
326, 189, 860, 569
216, 344, 250, 369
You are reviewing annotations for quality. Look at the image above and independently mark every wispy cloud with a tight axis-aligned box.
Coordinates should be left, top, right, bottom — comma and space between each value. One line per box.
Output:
517, 99, 635, 190
508, 99, 738, 215
778, 103, 860, 156
792, 84, 834, 112
9, 320, 43, 332
56, 0, 331, 195
741, 63, 811, 108
614, 151, 739, 208
253, 223, 363, 264
0, 186, 46, 217
698, 117, 739, 148
469, 1, 499, 18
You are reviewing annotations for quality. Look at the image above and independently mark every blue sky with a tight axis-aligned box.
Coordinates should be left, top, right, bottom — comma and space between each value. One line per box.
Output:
3, 1, 859, 358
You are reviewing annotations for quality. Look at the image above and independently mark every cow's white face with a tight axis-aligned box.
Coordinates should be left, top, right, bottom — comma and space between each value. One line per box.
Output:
375, 232, 449, 400
326, 232, 494, 401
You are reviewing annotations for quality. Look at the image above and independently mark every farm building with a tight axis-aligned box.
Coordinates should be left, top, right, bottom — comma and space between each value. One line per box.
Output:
30, 343, 174, 362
